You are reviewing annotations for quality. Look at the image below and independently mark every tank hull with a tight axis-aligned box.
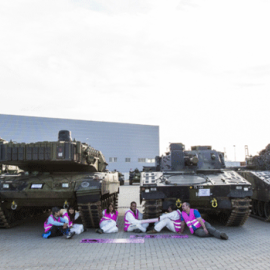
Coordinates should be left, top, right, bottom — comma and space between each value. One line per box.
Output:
0, 172, 119, 228
237, 170, 270, 221
140, 170, 252, 226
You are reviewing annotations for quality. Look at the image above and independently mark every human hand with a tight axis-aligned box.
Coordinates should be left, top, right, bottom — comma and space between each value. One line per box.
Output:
63, 223, 68, 229
203, 228, 208, 234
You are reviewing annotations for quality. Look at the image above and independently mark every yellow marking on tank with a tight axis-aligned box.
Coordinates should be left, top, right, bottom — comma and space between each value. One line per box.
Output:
176, 199, 182, 208
211, 198, 218, 208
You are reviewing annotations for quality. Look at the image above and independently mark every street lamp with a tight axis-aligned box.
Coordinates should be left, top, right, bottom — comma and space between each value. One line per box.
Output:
233, 145, 236, 161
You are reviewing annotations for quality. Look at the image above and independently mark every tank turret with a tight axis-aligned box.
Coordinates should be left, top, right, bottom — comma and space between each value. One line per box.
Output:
0, 130, 107, 172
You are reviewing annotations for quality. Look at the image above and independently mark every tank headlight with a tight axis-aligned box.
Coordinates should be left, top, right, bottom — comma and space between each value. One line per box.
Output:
62, 183, 69, 188
244, 187, 249, 191
145, 189, 150, 193
236, 186, 242, 189
3, 184, 9, 188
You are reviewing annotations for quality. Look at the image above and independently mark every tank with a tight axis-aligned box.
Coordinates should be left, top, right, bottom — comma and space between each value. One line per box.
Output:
140, 143, 252, 226
0, 130, 119, 228
237, 144, 270, 221
129, 168, 141, 185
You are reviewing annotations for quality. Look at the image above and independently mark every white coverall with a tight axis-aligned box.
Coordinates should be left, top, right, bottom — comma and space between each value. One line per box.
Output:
125, 210, 149, 233
63, 211, 84, 234
99, 210, 118, 233
154, 210, 181, 233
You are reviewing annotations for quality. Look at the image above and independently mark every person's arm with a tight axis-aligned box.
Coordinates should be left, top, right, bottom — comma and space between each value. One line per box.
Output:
179, 221, 185, 233
74, 212, 80, 220
126, 212, 141, 225
59, 217, 68, 224
47, 216, 65, 226
138, 210, 143, 220
160, 211, 179, 221
196, 217, 208, 234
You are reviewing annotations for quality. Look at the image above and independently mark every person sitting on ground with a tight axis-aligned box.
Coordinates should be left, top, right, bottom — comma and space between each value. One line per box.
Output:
147, 204, 181, 234
62, 206, 84, 235
180, 202, 228, 240
96, 202, 118, 234
124, 201, 149, 233
43, 207, 75, 239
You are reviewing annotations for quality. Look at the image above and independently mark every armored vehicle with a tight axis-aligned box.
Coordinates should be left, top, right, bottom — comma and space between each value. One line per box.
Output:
140, 143, 252, 226
129, 168, 141, 185
0, 130, 119, 228
237, 144, 270, 221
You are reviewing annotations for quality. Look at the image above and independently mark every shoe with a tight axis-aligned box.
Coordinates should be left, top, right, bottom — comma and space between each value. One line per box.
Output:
66, 231, 75, 239
95, 229, 104, 234
42, 231, 51, 239
220, 233, 228, 240
133, 229, 143, 233
147, 229, 158, 234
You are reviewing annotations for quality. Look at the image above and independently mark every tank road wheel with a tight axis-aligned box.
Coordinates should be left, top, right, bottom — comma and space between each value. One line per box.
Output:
257, 201, 265, 217
252, 200, 258, 215
114, 193, 119, 210
264, 202, 270, 221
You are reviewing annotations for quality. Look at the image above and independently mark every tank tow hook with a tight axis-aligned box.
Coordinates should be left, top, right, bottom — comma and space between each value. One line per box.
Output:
211, 198, 218, 208
63, 200, 69, 209
175, 199, 182, 208
11, 201, 18, 210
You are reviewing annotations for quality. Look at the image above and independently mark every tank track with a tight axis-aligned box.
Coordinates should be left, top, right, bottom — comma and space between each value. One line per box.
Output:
0, 206, 10, 228
219, 198, 251, 226
142, 199, 162, 219
250, 199, 270, 222
78, 193, 119, 228
0, 207, 48, 228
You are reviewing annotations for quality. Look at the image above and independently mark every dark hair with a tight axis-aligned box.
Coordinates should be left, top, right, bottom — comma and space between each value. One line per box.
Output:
130, 201, 136, 207
106, 203, 116, 214
67, 206, 75, 223
168, 204, 177, 211
52, 207, 60, 215
183, 202, 190, 208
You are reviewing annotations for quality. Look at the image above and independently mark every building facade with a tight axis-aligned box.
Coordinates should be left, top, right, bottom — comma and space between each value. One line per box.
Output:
0, 114, 159, 175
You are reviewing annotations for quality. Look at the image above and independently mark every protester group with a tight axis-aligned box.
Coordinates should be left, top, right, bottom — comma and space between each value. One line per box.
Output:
43, 201, 228, 240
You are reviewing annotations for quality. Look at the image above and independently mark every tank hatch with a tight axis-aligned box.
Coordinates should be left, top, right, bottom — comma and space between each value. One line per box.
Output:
58, 130, 72, 142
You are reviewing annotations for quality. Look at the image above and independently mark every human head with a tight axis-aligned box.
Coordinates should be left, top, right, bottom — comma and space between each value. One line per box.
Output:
52, 207, 61, 216
130, 201, 137, 212
182, 202, 190, 212
168, 204, 177, 212
68, 206, 75, 215
107, 202, 115, 214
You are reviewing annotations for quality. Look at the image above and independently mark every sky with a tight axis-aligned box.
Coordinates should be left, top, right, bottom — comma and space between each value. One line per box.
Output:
0, 0, 269, 161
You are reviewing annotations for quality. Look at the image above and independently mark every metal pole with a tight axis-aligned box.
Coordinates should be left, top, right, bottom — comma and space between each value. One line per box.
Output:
233, 145, 236, 161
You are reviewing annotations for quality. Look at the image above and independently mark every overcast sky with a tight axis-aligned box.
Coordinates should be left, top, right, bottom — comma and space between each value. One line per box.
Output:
0, 0, 269, 161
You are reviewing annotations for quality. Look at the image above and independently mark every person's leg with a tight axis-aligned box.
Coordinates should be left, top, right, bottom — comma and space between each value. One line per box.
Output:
204, 222, 222, 239
102, 221, 118, 233
194, 227, 211, 237
49, 226, 64, 237
154, 219, 169, 232
166, 220, 176, 233
70, 224, 84, 234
